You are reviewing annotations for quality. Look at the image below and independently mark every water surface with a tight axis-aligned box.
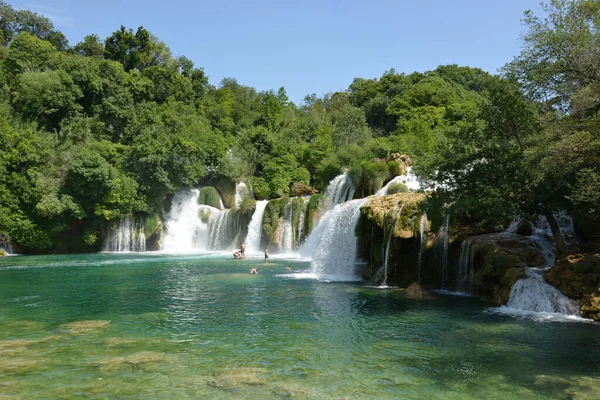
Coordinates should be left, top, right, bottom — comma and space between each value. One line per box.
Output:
0, 254, 599, 399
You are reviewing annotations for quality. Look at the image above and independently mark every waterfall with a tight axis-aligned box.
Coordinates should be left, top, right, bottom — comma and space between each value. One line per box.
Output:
103, 217, 146, 252
308, 199, 367, 281
235, 182, 248, 208
322, 172, 354, 211
162, 190, 208, 252
502, 268, 579, 315
382, 203, 405, 286
435, 215, 450, 288
296, 198, 308, 247
0, 234, 13, 255
376, 176, 404, 195
279, 201, 294, 254
457, 239, 475, 293
417, 213, 427, 283
376, 167, 422, 195
245, 200, 268, 252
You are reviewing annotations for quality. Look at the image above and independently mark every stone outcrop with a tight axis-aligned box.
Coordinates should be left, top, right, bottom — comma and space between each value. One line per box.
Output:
359, 192, 425, 239
545, 252, 600, 320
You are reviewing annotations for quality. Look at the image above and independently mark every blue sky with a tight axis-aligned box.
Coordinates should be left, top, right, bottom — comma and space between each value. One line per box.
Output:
10, 0, 542, 104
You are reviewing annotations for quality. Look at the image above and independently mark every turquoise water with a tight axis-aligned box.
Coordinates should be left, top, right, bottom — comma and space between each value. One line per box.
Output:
0, 254, 599, 399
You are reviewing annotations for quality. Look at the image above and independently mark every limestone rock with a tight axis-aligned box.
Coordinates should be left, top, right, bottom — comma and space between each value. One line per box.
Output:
404, 282, 429, 299
580, 292, 600, 321
360, 192, 426, 239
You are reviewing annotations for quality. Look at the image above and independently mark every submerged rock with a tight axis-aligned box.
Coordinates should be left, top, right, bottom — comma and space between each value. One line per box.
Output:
404, 282, 430, 299
95, 351, 170, 371
60, 320, 110, 335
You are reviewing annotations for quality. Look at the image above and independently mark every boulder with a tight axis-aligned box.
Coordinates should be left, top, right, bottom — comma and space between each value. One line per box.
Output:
0, 249, 6, 257
404, 282, 429, 299
290, 183, 318, 197
515, 220, 534, 236
580, 292, 600, 321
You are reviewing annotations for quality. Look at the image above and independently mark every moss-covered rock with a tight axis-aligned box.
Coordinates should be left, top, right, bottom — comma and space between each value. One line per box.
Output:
215, 178, 236, 209
305, 194, 324, 236
0, 249, 6, 256
360, 192, 426, 239
387, 182, 409, 194
580, 292, 600, 321
290, 183, 318, 197
545, 253, 600, 299
198, 187, 222, 209
262, 197, 289, 248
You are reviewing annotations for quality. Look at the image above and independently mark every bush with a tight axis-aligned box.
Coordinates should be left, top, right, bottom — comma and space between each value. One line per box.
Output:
387, 182, 409, 194
198, 187, 222, 209
253, 176, 270, 200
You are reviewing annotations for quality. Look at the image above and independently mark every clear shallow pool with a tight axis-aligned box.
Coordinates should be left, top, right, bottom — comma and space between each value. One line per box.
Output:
0, 253, 599, 399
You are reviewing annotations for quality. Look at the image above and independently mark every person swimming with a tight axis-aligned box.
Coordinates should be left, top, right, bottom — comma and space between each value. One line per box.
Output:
250, 266, 257, 274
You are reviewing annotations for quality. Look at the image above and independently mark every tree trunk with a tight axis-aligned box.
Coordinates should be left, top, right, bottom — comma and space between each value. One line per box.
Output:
544, 209, 566, 260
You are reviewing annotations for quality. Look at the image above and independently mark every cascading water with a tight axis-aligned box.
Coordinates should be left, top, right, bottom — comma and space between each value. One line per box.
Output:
435, 215, 450, 288
234, 182, 248, 208
375, 166, 422, 195
279, 201, 294, 254
457, 239, 475, 293
0, 235, 13, 255
417, 213, 427, 283
162, 189, 242, 252
499, 212, 580, 317
103, 217, 146, 252
296, 198, 308, 247
306, 199, 367, 281
382, 203, 405, 287
501, 268, 579, 316
162, 190, 208, 252
245, 200, 268, 252
322, 172, 355, 211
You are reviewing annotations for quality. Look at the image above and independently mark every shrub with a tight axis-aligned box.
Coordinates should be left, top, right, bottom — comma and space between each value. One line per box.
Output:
387, 182, 409, 194
198, 187, 222, 209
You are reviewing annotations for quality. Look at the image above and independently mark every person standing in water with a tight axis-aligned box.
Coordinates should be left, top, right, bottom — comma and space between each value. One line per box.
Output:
250, 266, 257, 274
240, 242, 246, 258
264, 247, 269, 264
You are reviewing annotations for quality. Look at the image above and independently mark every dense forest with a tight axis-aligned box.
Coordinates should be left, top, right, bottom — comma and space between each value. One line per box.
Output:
0, 0, 598, 253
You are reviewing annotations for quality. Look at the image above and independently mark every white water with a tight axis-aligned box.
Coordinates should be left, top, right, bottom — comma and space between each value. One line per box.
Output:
162, 190, 209, 252
417, 213, 427, 283
375, 166, 422, 195
103, 217, 146, 252
435, 215, 450, 288
500, 268, 580, 316
296, 198, 308, 247
308, 199, 367, 281
322, 172, 355, 211
245, 200, 268, 253
506, 213, 577, 267
457, 239, 475, 293
0, 235, 13, 255
234, 182, 248, 208
279, 201, 294, 254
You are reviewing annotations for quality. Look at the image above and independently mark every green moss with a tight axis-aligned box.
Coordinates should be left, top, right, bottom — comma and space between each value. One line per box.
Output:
349, 161, 392, 197
360, 193, 426, 239
215, 178, 236, 208
144, 213, 162, 238
306, 194, 324, 236
387, 182, 409, 194
198, 187, 222, 209
262, 197, 289, 245
239, 199, 256, 213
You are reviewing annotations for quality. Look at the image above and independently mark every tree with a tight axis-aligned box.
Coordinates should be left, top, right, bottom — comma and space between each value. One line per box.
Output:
73, 34, 105, 59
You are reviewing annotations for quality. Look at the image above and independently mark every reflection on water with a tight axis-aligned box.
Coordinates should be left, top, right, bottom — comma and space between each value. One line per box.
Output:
0, 254, 599, 399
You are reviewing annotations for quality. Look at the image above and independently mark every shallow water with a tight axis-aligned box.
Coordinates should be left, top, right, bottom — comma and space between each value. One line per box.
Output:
0, 253, 599, 399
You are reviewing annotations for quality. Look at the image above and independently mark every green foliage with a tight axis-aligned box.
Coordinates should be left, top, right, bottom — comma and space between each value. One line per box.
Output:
252, 177, 270, 200
198, 187, 222, 209
387, 182, 409, 194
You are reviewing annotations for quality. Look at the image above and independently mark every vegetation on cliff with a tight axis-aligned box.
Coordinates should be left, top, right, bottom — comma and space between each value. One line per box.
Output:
0, 0, 598, 255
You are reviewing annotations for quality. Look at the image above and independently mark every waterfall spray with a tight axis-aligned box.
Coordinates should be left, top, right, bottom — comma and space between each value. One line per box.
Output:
417, 213, 427, 283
